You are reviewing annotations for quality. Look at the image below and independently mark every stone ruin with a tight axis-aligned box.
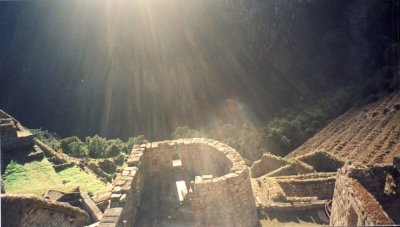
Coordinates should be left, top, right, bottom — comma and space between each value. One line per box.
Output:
250, 150, 400, 226
43, 188, 103, 223
1, 194, 88, 227
250, 150, 343, 218
98, 138, 258, 227
1, 120, 399, 227
0, 109, 33, 151
330, 161, 400, 225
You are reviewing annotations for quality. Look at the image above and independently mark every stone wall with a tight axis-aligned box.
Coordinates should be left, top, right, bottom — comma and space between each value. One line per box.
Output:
251, 153, 315, 178
263, 200, 326, 212
253, 172, 335, 216
143, 139, 258, 227
251, 153, 288, 178
0, 118, 19, 149
330, 165, 395, 226
190, 163, 257, 226
1, 194, 88, 227
35, 139, 69, 164
142, 139, 233, 179
99, 138, 258, 227
265, 160, 315, 177
0, 110, 33, 151
347, 164, 394, 200
98, 148, 144, 227
275, 173, 336, 200
296, 150, 344, 172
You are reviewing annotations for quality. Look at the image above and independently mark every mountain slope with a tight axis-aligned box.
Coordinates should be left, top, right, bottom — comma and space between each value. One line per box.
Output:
286, 91, 400, 165
0, 0, 396, 139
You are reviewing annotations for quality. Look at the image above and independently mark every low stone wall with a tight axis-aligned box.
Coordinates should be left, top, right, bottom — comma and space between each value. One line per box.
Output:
263, 200, 326, 212
330, 166, 394, 226
1, 194, 88, 227
265, 160, 315, 177
36, 139, 68, 164
87, 162, 112, 182
251, 153, 289, 178
54, 163, 75, 172
291, 160, 315, 174
275, 173, 336, 200
273, 172, 336, 180
265, 164, 293, 177
251, 176, 286, 207
296, 150, 344, 172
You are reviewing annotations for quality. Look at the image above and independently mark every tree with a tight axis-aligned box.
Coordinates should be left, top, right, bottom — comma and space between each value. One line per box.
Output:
127, 135, 147, 149
86, 135, 107, 158
171, 126, 202, 139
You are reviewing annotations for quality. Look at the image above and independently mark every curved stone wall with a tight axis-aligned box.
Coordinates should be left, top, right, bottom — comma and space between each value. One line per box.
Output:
143, 138, 258, 227
99, 138, 258, 227
143, 139, 234, 179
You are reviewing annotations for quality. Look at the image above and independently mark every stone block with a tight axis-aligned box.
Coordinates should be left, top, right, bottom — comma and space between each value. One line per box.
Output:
114, 180, 126, 186
112, 186, 122, 193
119, 194, 127, 203
125, 166, 138, 171
111, 193, 121, 201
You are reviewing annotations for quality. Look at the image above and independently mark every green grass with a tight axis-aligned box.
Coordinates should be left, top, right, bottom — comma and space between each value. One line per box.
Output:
57, 166, 111, 196
3, 157, 111, 197
4, 158, 65, 195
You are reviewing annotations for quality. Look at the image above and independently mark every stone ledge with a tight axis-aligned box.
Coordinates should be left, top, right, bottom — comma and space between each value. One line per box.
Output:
263, 199, 327, 212
2, 194, 89, 220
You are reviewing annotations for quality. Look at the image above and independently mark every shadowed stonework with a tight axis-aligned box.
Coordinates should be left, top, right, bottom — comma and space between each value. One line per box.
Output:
1, 194, 88, 227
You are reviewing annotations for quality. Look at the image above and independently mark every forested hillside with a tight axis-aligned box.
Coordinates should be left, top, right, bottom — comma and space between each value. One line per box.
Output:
0, 0, 399, 159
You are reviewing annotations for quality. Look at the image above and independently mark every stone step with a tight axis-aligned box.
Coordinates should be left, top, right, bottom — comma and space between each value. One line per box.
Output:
53, 163, 74, 172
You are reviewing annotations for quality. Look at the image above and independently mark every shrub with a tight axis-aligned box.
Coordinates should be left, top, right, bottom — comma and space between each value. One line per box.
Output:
60, 137, 88, 157
171, 126, 202, 139
86, 135, 108, 158
113, 154, 125, 165
98, 159, 116, 174
127, 135, 147, 150
31, 128, 60, 148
